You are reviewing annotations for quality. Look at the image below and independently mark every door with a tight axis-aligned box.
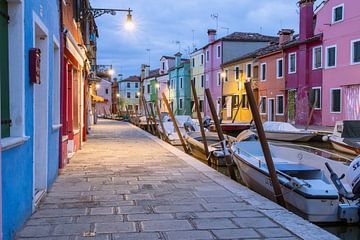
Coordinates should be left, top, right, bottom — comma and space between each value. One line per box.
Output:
33, 20, 49, 206
268, 99, 275, 121
287, 89, 296, 123
226, 96, 232, 119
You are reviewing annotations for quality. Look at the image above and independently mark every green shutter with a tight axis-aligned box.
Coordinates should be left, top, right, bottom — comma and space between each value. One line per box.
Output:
0, 0, 10, 138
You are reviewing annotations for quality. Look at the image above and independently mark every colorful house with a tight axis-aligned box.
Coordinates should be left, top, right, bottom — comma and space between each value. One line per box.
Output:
1, 1, 61, 239
158, 56, 176, 112
118, 75, 141, 112
283, 0, 323, 126
315, 0, 360, 126
169, 53, 191, 115
190, 48, 205, 118
95, 79, 112, 115
203, 29, 278, 117
143, 68, 160, 103
221, 52, 261, 122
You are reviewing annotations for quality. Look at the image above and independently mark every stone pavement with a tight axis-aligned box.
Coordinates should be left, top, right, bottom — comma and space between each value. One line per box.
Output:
16, 120, 337, 240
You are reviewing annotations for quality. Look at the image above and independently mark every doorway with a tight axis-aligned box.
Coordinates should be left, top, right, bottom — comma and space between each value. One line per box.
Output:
226, 96, 232, 119
33, 17, 49, 207
268, 98, 275, 121
287, 89, 296, 124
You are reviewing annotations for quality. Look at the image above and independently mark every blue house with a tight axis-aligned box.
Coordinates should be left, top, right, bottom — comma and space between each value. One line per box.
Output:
1, 1, 61, 239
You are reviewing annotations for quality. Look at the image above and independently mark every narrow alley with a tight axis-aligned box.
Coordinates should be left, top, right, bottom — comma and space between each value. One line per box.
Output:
16, 120, 334, 240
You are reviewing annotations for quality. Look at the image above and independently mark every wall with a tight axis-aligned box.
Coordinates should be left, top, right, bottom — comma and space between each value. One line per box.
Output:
177, 63, 191, 115
2, 1, 60, 239
96, 79, 112, 115
315, 0, 360, 126
190, 49, 205, 118
223, 41, 270, 63
157, 74, 169, 112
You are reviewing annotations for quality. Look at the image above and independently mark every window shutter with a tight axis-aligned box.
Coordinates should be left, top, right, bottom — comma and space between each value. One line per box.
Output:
0, 0, 10, 138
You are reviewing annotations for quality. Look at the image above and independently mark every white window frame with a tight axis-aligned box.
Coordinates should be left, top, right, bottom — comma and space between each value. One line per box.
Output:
332, 3, 344, 24
179, 98, 183, 110
193, 76, 196, 86
312, 87, 322, 110
201, 75, 204, 88
206, 50, 210, 62
234, 66, 240, 81
52, 38, 61, 127
217, 45, 221, 59
217, 72, 221, 86
312, 46, 323, 70
260, 63, 266, 81
325, 45, 337, 69
330, 88, 342, 113
276, 58, 284, 79
200, 54, 204, 65
224, 69, 229, 82
276, 95, 285, 115
246, 63, 252, 78
288, 52, 297, 74
260, 96, 266, 115
192, 57, 195, 67
241, 94, 248, 109
351, 39, 360, 65
135, 82, 139, 88
180, 77, 183, 89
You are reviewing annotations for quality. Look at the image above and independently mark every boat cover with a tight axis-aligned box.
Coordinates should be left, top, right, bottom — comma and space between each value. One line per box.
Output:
263, 121, 302, 132
342, 120, 360, 139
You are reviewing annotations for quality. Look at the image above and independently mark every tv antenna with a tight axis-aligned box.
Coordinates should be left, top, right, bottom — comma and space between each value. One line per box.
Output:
210, 13, 219, 31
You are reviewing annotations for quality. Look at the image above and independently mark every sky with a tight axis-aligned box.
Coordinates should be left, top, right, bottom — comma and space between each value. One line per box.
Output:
90, 0, 318, 78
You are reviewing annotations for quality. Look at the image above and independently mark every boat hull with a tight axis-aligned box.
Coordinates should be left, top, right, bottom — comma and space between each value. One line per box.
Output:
329, 137, 360, 156
263, 131, 315, 142
232, 155, 339, 223
210, 123, 250, 137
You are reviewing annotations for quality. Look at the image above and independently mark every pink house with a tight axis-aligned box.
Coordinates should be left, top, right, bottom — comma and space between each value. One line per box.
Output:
315, 0, 360, 126
96, 78, 112, 115
203, 29, 277, 117
283, 0, 323, 126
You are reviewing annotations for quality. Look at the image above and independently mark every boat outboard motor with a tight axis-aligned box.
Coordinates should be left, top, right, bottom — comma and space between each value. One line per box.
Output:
203, 116, 211, 129
347, 156, 360, 196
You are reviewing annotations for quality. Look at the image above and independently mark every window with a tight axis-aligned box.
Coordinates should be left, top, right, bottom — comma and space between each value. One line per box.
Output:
127, 92, 131, 98
330, 88, 341, 113
200, 54, 204, 65
127, 82, 131, 88
179, 98, 183, 109
246, 63, 252, 78
135, 82, 139, 88
162, 61, 165, 70
217, 45, 221, 58
260, 96, 266, 114
199, 100, 204, 112
310, 87, 321, 109
180, 77, 183, 89
147, 84, 150, 93
276, 58, 283, 78
192, 57, 195, 67
201, 75, 204, 88
193, 77, 196, 86
206, 50, 210, 62
351, 39, 360, 64
224, 69, 228, 82
276, 95, 284, 115
105, 88, 109, 94
288, 53, 296, 74
241, 94, 248, 108
326, 45, 337, 68
135, 92, 139, 98
260, 63, 266, 81
312, 46, 322, 69
217, 72, 221, 86
332, 4, 344, 24
235, 66, 240, 80
52, 41, 60, 126
232, 95, 239, 108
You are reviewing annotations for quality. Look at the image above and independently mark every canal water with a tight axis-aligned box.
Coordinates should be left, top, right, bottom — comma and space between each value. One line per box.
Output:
177, 140, 359, 240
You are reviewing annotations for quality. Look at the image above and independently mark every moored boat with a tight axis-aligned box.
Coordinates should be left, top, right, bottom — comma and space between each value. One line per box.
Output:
209, 122, 251, 137
329, 121, 360, 156
230, 141, 352, 223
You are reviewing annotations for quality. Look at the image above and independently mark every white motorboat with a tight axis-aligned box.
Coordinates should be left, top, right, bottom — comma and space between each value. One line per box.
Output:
253, 121, 316, 142
329, 121, 360, 156
230, 141, 355, 223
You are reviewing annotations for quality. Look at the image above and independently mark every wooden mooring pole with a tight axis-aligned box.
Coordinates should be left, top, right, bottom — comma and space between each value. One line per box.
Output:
141, 96, 152, 133
162, 93, 189, 153
244, 81, 286, 208
149, 102, 161, 138
205, 89, 236, 180
155, 100, 169, 143
191, 80, 211, 166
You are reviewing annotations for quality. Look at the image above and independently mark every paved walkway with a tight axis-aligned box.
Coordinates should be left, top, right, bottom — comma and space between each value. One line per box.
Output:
17, 120, 337, 240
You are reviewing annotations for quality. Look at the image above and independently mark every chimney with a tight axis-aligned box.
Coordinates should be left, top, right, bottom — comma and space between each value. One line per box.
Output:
278, 29, 294, 46
144, 65, 150, 78
207, 29, 217, 43
298, 0, 315, 41
175, 52, 182, 67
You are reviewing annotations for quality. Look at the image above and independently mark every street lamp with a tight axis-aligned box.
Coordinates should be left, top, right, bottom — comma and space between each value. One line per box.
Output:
116, 93, 120, 98
125, 10, 135, 31
96, 83, 100, 89
155, 83, 160, 89
108, 68, 114, 76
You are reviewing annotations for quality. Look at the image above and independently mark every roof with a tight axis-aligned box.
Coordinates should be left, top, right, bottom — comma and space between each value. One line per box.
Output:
282, 33, 322, 49
160, 55, 188, 61
203, 32, 278, 48
168, 60, 190, 71
120, 75, 140, 83
145, 68, 161, 79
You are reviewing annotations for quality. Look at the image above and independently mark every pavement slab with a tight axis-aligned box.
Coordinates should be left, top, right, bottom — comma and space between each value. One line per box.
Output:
15, 120, 338, 240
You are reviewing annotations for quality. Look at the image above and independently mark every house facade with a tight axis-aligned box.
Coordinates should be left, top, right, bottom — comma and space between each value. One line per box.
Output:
118, 76, 140, 112
315, 0, 360, 126
1, 1, 61, 239
143, 68, 160, 103
203, 29, 278, 117
95, 79, 112, 115
190, 48, 205, 118
158, 56, 175, 112
168, 53, 191, 115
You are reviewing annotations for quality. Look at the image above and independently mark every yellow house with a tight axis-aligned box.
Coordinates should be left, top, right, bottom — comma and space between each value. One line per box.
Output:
221, 53, 259, 122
